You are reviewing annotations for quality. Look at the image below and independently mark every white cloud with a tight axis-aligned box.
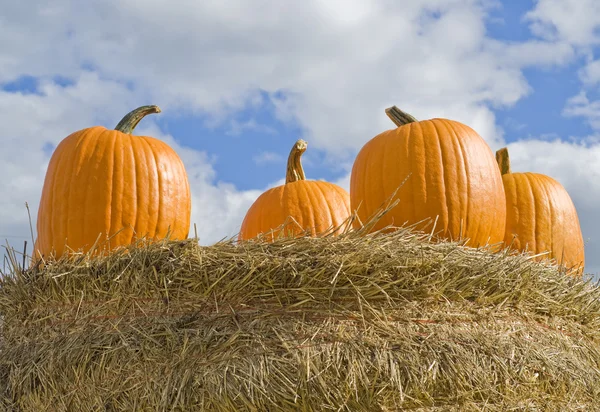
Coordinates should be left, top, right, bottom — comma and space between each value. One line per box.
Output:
524, 0, 600, 46
563, 91, 600, 130
0, 2, 80, 83
5, 0, 569, 156
488, 39, 574, 69
579, 59, 600, 86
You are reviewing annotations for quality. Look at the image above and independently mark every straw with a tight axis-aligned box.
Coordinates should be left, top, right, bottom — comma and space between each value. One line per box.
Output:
1, 214, 599, 410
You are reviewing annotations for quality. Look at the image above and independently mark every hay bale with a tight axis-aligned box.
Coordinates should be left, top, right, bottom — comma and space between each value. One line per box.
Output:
1, 227, 600, 411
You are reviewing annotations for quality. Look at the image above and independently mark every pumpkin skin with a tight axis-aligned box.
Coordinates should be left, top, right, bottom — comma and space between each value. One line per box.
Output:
239, 139, 351, 241
33, 105, 191, 260
496, 147, 585, 275
350, 106, 506, 248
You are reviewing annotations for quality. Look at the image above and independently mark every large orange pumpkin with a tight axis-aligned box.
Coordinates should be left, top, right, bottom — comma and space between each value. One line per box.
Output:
495, 147, 585, 275
33, 105, 191, 261
350, 106, 506, 248
239, 139, 351, 241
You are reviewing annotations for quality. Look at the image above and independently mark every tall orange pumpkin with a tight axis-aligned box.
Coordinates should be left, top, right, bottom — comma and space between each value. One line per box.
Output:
495, 147, 585, 275
350, 106, 506, 248
33, 105, 191, 260
239, 139, 351, 241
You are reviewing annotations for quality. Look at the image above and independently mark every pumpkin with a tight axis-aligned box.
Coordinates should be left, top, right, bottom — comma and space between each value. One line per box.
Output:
495, 147, 584, 275
33, 105, 191, 261
239, 139, 351, 241
349, 106, 506, 248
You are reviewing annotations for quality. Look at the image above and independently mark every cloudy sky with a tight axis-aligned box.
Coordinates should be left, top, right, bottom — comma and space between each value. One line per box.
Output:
1, 0, 600, 277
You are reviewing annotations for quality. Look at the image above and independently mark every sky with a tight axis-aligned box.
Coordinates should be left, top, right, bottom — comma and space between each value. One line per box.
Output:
2, 0, 600, 277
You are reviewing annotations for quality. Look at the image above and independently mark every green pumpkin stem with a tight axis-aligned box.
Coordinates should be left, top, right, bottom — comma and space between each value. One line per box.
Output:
385, 106, 419, 127
114, 105, 161, 134
285, 139, 308, 183
495, 147, 511, 175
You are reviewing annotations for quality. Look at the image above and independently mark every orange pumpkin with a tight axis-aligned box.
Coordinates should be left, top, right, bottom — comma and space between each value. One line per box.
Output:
33, 105, 191, 261
239, 139, 351, 241
496, 147, 584, 275
350, 106, 506, 248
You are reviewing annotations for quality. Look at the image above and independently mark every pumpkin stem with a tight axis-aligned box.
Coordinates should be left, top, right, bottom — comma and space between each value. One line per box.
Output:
285, 139, 308, 183
495, 147, 511, 175
114, 105, 162, 134
385, 106, 419, 127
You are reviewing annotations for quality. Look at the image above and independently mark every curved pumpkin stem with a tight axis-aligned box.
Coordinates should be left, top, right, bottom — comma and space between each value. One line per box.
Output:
114, 105, 162, 134
495, 147, 511, 175
385, 106, 419, 127
285, 139, 308, 184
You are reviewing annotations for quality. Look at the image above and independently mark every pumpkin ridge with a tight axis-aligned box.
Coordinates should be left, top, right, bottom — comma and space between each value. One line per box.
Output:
300, 181, 317, 235
542, 176, 556, 261
306, 182, 321, 234
450, 123, 468, 242
128, 134, 140, 242
259, 190, 269, 239
359, 137, 375, 224
111, 130, 124, 246
463, 124, 485, 244
430, 119, 449, 237
71, 131, 85, 250
310, 182, 326, 233
405, 123, 420, 228
73, 135, 89, 245
453, 124, 472, 244
146, 137, 164, 239
380, 127, 393, 226
60, 134, 84, 254
137, 137, 150, 238
62, 132, 86, 255
281, 182, 294, 238
368, 136, 383, 224
403, 127, 416, 225
524, 174, 538, 255
276, 186, 286, 239
540, 175, 554, 258
80, 130, 104, 250
532, 174, 547, 257
418, 123, 427, 211
316, 182, 335, 233
44, 135, 74, 257
134, 133, 149, 239
141, 136, 159, 239
169, 149, 187, 238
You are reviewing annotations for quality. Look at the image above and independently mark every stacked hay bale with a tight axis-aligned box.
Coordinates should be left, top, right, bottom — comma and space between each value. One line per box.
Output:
1, 228, 600, 411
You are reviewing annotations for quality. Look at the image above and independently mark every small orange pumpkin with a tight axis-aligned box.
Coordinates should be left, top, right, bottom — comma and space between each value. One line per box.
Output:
34, 105, 191, 261
239, 139, 351, 241
496, 147, 585, 275
350, 106, 506, 248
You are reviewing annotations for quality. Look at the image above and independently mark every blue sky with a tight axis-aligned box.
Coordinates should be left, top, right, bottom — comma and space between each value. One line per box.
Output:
2, 0, 600, 276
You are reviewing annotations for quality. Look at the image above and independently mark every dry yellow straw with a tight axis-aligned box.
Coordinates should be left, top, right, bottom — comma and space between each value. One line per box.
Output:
1, 209, 599, 410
